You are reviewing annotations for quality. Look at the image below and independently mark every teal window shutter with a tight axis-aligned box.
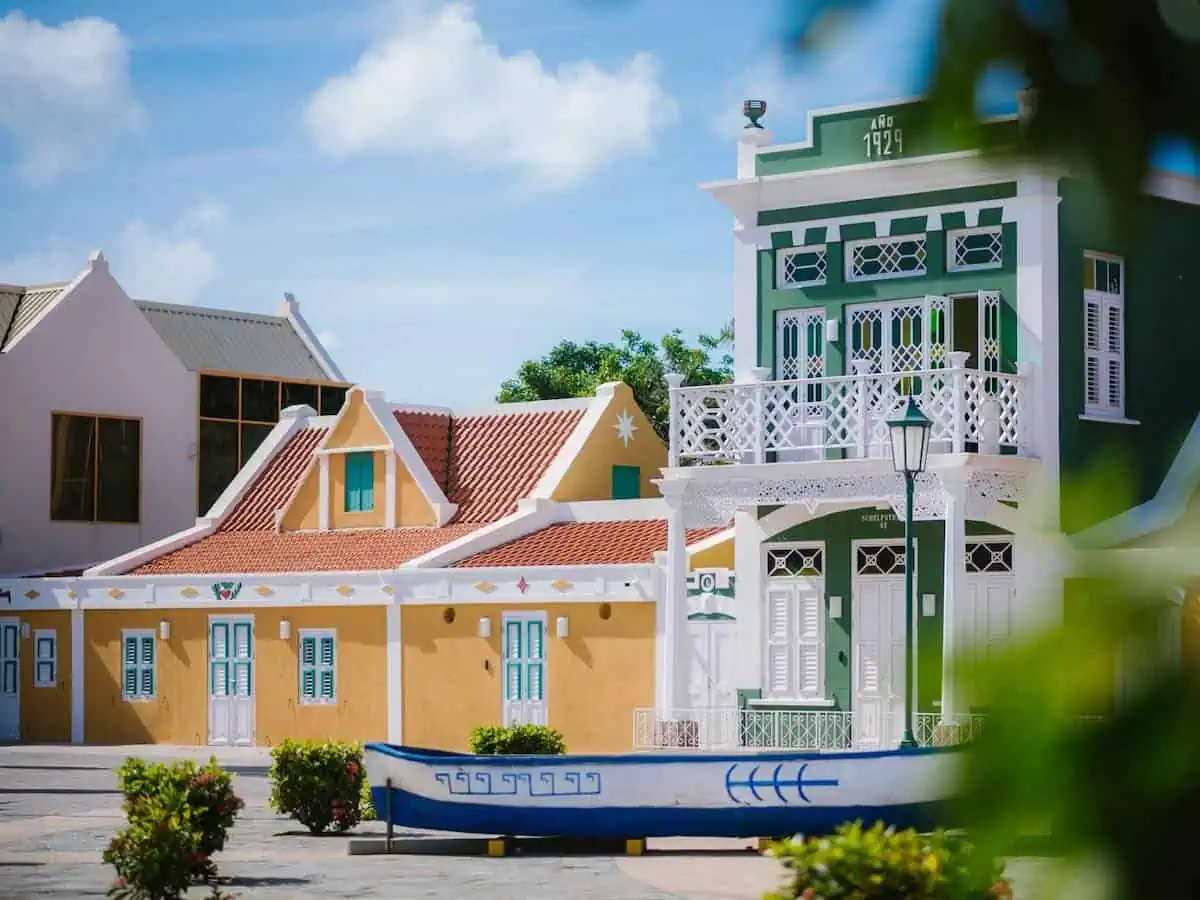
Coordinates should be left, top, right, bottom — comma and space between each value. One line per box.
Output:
123, 632, 155, 699
122, 635, 138, 696
344, 452, 375, 512
299, 631, 336, 704
611, 465, 641, 500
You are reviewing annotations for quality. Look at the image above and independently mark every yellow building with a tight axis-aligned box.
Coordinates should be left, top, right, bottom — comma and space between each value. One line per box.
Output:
0, 383, 731, 750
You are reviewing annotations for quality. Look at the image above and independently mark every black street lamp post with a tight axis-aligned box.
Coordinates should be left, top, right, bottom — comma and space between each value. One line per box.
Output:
886, 395, 933, 749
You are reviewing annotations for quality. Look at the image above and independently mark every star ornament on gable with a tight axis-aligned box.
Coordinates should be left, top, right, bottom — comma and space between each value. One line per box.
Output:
615, 409, 637, 448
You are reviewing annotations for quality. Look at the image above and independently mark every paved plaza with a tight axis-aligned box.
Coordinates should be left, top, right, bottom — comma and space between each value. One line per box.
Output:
0, 745, 786, 899
0, 745, 1056, 899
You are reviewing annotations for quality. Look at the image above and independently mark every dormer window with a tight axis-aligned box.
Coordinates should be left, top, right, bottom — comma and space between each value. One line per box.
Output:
344, 452, 375, 512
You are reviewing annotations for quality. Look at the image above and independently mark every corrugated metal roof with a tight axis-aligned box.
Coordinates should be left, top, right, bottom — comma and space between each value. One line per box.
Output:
0, 290, 20, 348
0, 283, 69, 351
134, 300, 334, 380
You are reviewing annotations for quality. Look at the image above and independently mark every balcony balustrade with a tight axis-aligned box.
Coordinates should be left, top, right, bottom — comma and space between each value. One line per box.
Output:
667, 357, 1033, 467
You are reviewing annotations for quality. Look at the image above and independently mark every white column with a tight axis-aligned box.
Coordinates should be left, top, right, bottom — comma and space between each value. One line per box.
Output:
658, 480, 690, 711
318, 455, 330, 530
384, 452, 397, 528
385, 592, 403, 743
940, 476, 968, 721
733, 509, 766, 696
732, 125, 772, 382
70, 604, 84, 744
1014, 173, 1061, 524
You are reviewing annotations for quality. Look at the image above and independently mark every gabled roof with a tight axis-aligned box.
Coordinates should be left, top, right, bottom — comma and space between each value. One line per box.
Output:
113, 393, 598, 576
135, 299, 339, 381
1074, 412, 1200, 549
0, 283, 69, 351
453, 521, 727, 567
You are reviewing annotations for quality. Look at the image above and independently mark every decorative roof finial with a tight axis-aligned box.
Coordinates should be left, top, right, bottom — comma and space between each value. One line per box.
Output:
743, 99, 767, 129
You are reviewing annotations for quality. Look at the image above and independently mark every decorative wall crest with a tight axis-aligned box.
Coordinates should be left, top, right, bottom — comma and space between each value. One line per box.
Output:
107, 587, 125, 600
474, 582, 497, 594
550, 579, 573, 593
516, 577, 530, 594
211, 581, 242, 601
65, 590, 77, 600
254, 585, 274, 598
23, 589, 39, 600
179, 586, 199, 599
380, 585, 396, 595
335, 585, 354, 597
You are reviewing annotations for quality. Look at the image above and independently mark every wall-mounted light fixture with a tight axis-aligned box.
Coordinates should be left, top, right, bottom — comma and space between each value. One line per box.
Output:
922, 594, 937, 617
20, 621, 30, 639
279, 619, 291, 640
478, 617, 491, 638
556, 616, 569, 639
159, 620, 171, 640
827, 596, 843, 619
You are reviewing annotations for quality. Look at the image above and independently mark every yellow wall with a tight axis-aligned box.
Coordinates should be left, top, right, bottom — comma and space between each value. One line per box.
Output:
402, 601, 655, 753
281, 387, 435, 530
551, 383, 667, 502
19, 610, 72, 742
84, 606, 387, 746
689, 535, 734, 570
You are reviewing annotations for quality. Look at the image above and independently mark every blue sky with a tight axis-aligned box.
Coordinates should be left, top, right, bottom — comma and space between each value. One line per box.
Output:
0, 0, 1164, 408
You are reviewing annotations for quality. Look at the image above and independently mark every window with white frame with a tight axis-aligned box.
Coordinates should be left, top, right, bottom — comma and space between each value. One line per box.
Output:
947, 226, 1003, 271
299, 629, 336, 704
846, 235, 927, 282
1083, 252, 1125, 416
33, 630, 56, 687
777, 245, 828, 288
121, 630, 156, 701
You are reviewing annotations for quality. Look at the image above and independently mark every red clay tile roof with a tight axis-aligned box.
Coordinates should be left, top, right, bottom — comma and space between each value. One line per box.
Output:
444, 408, 584, 523
220, 426, 328, 531
452, 521, 728, 568
126, 403, 587, 575
393, 410, 451, 492
131, 524, 482, 575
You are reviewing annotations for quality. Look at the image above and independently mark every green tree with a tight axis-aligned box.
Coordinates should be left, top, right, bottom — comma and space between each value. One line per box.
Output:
497, 322, 733, 440
784, 0, 1200, 230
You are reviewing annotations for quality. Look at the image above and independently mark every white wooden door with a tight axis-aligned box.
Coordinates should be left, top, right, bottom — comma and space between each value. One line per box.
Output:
852, 579, 907, 749
963, 574, 1014, 664
208, 618, 254, 746
502, 613, 547, 726
775, 309, 827, 459
686, 621, 737, 709
0, 620, 18, 741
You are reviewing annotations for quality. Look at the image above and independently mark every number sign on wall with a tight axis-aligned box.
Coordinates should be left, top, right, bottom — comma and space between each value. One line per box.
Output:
863, 114, 904, 160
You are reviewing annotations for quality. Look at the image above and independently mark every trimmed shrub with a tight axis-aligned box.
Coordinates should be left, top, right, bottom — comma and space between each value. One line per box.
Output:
105, 757, 242, 900
268, 739, 370, 834
469, 723, 566, 755
766, 821, 1011, 900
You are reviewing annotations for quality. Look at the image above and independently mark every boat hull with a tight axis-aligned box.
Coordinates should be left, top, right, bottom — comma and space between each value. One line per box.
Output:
365, 743, 962, 839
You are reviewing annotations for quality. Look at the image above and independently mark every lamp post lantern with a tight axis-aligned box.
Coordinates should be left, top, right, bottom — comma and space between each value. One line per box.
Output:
886, 395, 933, 749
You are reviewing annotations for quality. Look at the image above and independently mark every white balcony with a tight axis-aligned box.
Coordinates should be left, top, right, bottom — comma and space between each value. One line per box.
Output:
632, 707, 988, 752
667, 359, 1033, 468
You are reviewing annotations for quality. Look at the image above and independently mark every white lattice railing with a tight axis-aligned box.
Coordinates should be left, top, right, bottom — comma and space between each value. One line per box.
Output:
667, 361, 1033, 466
632, 708, 988, 752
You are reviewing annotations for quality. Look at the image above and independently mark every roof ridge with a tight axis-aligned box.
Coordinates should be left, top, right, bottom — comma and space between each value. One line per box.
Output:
134, 299, 289, 323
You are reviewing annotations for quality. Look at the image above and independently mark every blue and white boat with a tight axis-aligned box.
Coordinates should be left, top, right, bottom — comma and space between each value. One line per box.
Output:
364, 743, 961, 839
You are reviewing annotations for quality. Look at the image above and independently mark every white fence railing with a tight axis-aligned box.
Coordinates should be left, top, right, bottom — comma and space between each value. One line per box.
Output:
633, 708, 989, 752
667, 361, 1032, 466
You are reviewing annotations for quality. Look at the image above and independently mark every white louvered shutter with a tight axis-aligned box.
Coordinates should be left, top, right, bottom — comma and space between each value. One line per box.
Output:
1085, 293, 1124, 414
765, 586, 795, 697
796, 590, 824, 697
233, 623, 252, 697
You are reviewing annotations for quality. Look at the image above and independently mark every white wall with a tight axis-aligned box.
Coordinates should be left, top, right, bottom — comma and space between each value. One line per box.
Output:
0, 255, 198, 575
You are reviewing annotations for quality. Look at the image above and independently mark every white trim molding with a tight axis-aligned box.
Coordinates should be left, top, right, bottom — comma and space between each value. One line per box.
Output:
277, 293, 345, 382
1074, 411, 1200, 549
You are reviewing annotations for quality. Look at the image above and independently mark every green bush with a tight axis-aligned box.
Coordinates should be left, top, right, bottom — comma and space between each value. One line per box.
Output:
105, 757, 242, 899
469, 723, 566, 755
766, 821, 1012, 900
268, 739, 371, 834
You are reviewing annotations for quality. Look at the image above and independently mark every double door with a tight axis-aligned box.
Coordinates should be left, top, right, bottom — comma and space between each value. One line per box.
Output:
208, 617, 254, 746
502, 613, 547, 726
0, 620, 18, 741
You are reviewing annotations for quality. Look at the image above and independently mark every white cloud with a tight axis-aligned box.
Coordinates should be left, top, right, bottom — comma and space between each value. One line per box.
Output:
0, 12, 144, 183
115, 203, 227, 303
303, 1, 676, 189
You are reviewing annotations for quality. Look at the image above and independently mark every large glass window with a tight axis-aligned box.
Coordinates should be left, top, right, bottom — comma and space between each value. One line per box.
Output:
50, 413, 140, 523
197, 374, 349, 514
